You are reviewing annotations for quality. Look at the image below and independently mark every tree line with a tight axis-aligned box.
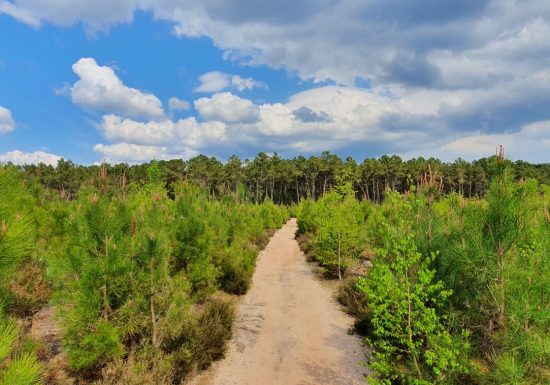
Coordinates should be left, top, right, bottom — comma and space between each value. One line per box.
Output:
12, 151, 550, 203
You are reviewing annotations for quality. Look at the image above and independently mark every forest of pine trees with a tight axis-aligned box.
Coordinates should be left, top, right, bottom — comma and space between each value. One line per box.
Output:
0, 150, 548, 384
11, 152, 550, 204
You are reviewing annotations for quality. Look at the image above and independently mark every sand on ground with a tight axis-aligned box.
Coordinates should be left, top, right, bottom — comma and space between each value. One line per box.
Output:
189, 218, 367, 385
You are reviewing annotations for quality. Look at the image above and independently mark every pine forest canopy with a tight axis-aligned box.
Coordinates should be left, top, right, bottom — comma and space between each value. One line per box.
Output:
8, 152, 550, 204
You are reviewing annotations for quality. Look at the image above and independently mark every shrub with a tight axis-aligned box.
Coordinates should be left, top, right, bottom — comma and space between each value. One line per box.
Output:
313, 185, 367, 279
216, 244, 257, 295
164, 296, 235, 376
337, 277, 370, 334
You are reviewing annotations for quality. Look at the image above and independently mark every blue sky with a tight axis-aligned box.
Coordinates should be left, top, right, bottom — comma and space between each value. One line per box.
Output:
0, 1, 549, 165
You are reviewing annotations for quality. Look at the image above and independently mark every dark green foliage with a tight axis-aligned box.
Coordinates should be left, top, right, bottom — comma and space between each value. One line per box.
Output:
296, 199, 316, 236
14, 153, 550, 206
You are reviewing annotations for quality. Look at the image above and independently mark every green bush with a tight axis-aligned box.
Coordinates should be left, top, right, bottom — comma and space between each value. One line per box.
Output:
358, 192, 469, 384
304, 184, 367, 279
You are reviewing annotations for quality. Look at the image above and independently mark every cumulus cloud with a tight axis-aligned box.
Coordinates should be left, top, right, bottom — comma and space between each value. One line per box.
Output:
8, 1, 550, 161
0, 106, 15, 133
70, 58, 165, 119
0, 150, 61, 165
168, 97, 190, 111
93, 85, 548, 163
93, 142, 194, 164
292, 106, 331, 123
194, 92, 260, 123
194, 71, 231, 93
100, 114, 225, 147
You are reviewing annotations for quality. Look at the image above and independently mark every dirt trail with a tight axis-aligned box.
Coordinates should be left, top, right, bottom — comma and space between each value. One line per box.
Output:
190, 218, 367, 385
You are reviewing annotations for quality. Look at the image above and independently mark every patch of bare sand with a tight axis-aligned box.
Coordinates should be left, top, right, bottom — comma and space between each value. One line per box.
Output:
189, 219, 367, 385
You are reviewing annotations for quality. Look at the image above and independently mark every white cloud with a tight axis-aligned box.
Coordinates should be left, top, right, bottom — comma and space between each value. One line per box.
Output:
0, 0, 137, 33
90, 85, 549, 162
168, 97, 190, 111
231, 75, 268, 92
194, 71, 230, 93
93, 142, 193, 164
0, 150, 61, 165
3, 1, 550, 87
0, 106, 15, 133
70, 58, 164, 119
258, 103, 294, 135
194, 92, 260, 123
194, 71, 267, 93
400, 120, 550, 163
100, 114, 225, 147
7, 1, 550, 163
4, 0, 550, 163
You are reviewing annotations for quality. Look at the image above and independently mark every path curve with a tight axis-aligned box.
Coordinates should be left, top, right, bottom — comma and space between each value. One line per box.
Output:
190, 219, 367, 385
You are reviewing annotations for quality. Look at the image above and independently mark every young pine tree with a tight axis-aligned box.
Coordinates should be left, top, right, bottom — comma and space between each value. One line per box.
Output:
314, 183, 366, 279
358, 192, 469, 384
60, 178, 132, 371
0, 168, 42, 385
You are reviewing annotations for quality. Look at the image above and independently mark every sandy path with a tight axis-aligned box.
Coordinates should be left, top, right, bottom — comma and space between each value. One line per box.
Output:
190, 219, 367, 385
